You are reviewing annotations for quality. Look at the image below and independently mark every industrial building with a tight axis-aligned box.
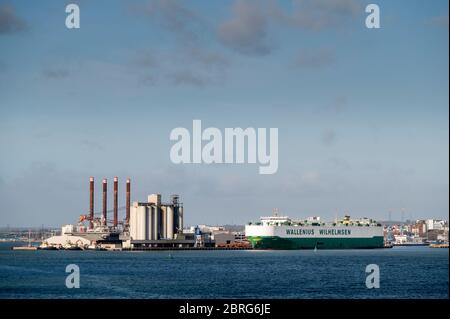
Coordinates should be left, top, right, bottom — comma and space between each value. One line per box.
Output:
126, 194, 215, 248
129, 194, 183, 241
39, 177, 250, 250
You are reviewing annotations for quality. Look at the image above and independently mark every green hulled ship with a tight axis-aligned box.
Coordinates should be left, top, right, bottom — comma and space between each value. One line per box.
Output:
245, 214, 384, 249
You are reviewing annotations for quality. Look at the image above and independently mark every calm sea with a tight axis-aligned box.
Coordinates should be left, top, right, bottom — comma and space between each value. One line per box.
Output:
0, 243, 447, 299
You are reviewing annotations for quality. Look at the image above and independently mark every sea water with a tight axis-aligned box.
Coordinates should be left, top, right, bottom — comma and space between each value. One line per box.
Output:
0, 243, 447, 299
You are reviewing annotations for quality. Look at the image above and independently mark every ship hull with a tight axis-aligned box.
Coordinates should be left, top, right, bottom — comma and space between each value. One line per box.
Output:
247, 236, 384, 249
245, 224, 385, 250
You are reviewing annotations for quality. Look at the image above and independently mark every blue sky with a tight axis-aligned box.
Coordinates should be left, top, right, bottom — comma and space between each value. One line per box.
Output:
0, 0, 448, 227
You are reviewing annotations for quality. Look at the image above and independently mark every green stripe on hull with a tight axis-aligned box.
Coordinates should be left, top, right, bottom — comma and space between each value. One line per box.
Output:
247, 236, 385, 249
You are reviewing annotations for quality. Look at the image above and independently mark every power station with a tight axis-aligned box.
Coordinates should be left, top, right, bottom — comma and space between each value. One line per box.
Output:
38, 176, 246, 250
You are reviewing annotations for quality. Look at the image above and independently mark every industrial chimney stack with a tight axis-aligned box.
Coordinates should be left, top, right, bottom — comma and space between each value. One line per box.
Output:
113, 177, 118, 228
126, 178, 131, 225
89, 177, 94, 229
102, 178, 107, 226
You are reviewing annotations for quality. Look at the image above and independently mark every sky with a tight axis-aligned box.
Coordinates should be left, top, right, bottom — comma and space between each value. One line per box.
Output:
0, 0, 448, 227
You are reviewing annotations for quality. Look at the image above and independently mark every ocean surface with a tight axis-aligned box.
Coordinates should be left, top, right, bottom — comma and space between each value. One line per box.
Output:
0, 243, 448, 299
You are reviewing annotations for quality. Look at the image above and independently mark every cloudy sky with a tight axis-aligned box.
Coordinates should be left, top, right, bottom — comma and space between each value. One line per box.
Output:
0, 0, 448, 227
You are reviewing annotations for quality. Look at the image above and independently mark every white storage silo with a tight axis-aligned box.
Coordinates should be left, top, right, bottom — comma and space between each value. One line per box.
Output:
161, 206, 167, 239
153, 205, 159, 240
167, 206, 174, 239
137, 205, 147, 240
129, 205, 138, 240
146, 205, 153, 241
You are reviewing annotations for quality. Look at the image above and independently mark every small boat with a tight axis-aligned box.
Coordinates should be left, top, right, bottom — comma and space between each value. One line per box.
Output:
86, 244, 106, 251
63, 243, 83, 250
429, 243, 449, 248
65, 246, 83, 250
12, 246, 37, 251
38, 242, 58, 250
12, 230, 37, 250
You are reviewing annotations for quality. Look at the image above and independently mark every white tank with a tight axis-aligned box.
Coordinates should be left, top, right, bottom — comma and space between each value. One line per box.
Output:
146, 206, 153, 240
167, 206, 174, 239
61, 224, 74, 235
161, 206, 167, 239
153, 205, 159, 240
137, 206, 147, 240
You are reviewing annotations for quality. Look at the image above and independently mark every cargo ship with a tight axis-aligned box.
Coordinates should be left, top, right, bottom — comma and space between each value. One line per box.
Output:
245, 213, 384, 249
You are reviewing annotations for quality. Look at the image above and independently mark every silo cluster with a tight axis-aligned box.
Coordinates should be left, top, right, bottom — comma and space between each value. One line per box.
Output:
129, 194, 183, 240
